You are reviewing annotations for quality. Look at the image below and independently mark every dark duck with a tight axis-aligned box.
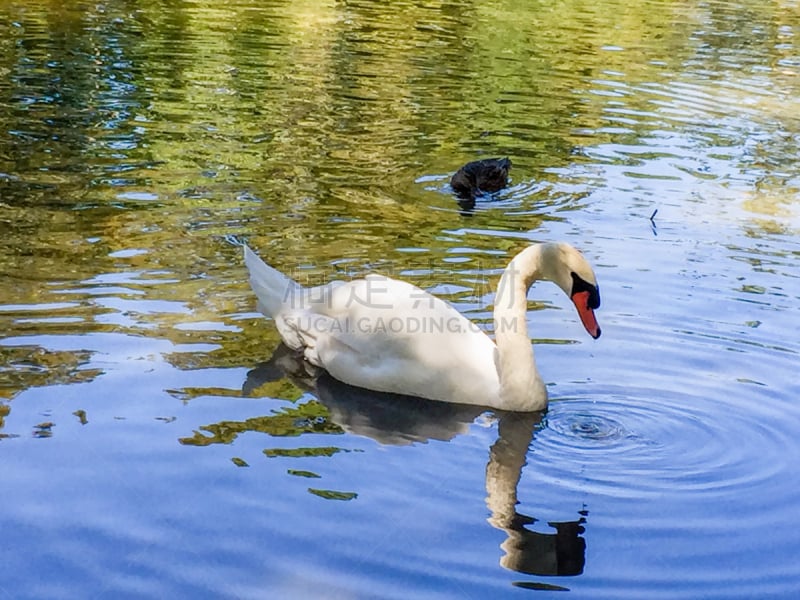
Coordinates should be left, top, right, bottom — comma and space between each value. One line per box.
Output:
450, 157, 512, 207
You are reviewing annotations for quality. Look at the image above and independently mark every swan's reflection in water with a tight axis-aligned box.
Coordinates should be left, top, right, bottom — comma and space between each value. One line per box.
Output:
487, 413, 586, 578
244, 344, 483, 445
245, 344, 587, 581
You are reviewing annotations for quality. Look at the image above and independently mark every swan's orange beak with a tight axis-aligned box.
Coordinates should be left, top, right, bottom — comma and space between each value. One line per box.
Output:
571, 291, 601, 339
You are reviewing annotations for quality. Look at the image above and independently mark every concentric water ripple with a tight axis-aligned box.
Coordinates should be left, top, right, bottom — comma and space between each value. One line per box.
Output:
534, 388, 798, 499
547, 411, 631, 447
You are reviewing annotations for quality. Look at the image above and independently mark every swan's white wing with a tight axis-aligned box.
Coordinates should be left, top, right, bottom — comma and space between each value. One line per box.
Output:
278, 274, 500, 406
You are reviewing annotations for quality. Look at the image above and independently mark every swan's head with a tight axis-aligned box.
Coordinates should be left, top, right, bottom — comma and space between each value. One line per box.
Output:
541, 243, 602, 339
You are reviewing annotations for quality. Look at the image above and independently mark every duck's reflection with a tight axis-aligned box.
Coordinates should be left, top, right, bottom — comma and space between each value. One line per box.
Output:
245, 343, 587, 579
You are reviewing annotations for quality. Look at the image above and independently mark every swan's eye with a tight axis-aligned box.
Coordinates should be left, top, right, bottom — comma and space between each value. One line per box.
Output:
570, 272, 600, 309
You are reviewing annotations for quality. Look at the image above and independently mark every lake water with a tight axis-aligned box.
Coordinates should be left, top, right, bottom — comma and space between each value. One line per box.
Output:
1, 0, 799, 598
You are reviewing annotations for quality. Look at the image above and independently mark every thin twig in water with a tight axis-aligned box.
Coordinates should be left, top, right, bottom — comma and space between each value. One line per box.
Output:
649, 209, 658, 237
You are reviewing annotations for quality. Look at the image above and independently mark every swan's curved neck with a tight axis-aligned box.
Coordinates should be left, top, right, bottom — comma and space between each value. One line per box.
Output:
493, 246, 548, 411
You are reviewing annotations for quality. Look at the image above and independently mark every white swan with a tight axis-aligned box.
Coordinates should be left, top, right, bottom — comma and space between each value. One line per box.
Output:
243, 242, 600, 412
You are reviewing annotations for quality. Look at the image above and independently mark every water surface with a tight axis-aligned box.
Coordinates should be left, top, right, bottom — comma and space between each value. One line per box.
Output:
1, 0, 799, 598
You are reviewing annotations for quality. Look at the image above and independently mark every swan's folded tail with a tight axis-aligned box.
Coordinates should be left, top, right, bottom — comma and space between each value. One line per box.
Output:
243, 244, 301, 318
